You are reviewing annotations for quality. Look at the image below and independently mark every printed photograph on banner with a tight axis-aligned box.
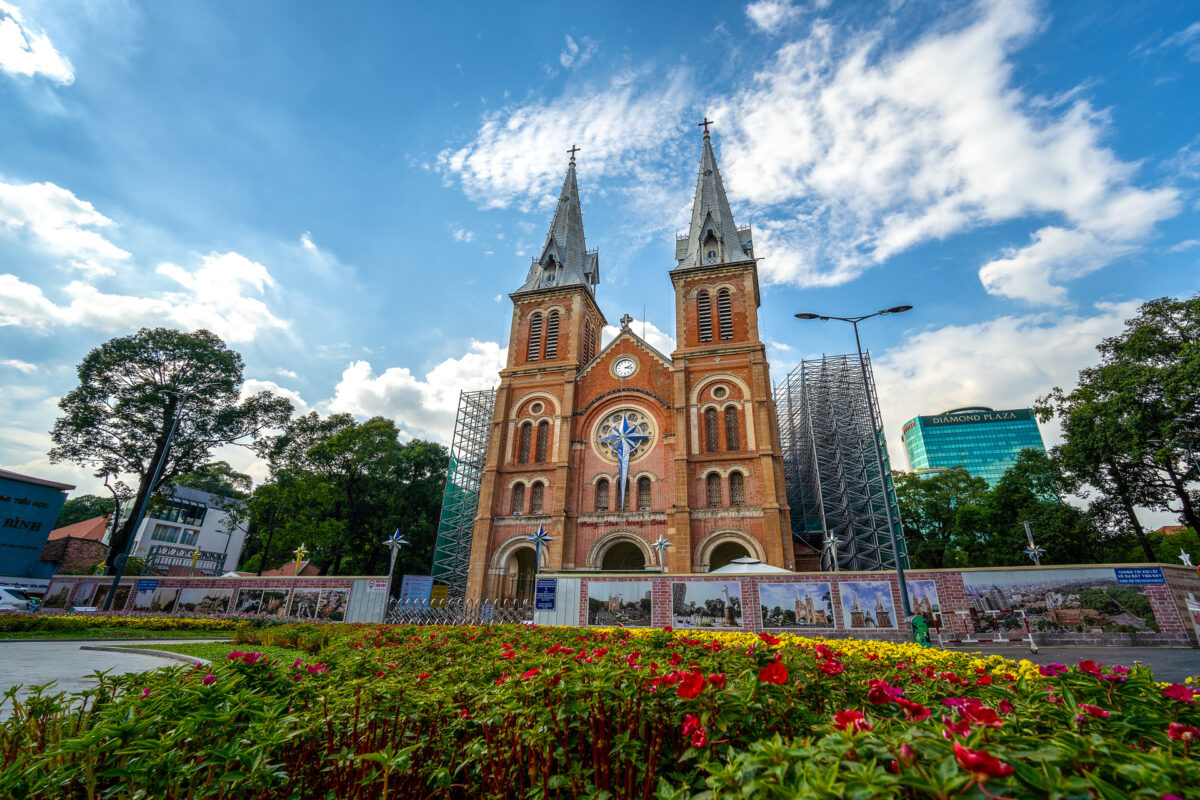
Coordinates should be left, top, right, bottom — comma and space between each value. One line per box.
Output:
110, 584, 132, 611
72, 582, 99, 607
235, 589, 264, 615
147, 586, 180, 613
839, 580, 898, 630
962, 568, 1162, 634
317, 589, 349, 621
41, 584, 71, 609
261, 589, 290, 617
672, 581, 742, 629
587, 580, 653, 627
177, 588, 234, 614
289, 589, 321, 619
906, 579, 943, 628
759, 582, 835, 628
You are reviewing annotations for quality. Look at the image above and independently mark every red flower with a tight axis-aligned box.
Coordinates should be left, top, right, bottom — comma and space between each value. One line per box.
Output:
1168, 722, 1200, 743
417, 673, 430, 682
459, 709, 473, 719
1038, 663, 1068, 677
662, 625, 673, 633
941, 714, 972, 739
759, 632, 781, 646
758, 659, 788, 685
521, 668, 541, 679
975, 674, 992, 686
867, 680, 904, 705
953, 742, 1014, 780
1076, 704, 1110, 719
962, 705, 1003, 729
817, 660, 844, 676
494, 674, 508, 685
997, 700, 1015, 715
202, 673, 216, 686
814, 644, 835, 661
682, 713, 703, 736
707, 672, 727, 689
832, 710, 872, 733
1162, 684, 1197, 705
676, 671, 706, 699
897, 698, 931, 721
690, 728, 708, 747
1077, 659, 1104, 677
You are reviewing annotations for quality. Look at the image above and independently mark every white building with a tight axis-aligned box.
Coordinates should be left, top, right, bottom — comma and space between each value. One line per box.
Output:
106, 487, 246, 575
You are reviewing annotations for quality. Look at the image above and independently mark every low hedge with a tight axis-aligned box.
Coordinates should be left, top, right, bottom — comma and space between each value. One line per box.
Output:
2, 623, 1197, 798
0, 611, 321, 634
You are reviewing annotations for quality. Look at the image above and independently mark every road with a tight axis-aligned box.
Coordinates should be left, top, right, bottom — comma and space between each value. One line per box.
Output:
947, 645, 1200, 683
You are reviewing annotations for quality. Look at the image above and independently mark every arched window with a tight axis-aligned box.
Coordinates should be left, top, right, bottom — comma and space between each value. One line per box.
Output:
527, 313, 543, 361
545, 311, 560, 359
729, 471, 745, 507
535, 420, 550, 463
697, 291, 713, 342
530, 482, 545, 515
706, 473, 722, 507
595, 479, 610, 512
724, 406, 740, 450
518, 422, 532, 464
704, 408, 719, 452
511, 484, 525, 515
637, 476, 652, 511
717, 290, 733, 340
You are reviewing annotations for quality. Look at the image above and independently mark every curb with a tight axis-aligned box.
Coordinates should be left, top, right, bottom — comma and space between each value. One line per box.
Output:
79, 645, 214, 665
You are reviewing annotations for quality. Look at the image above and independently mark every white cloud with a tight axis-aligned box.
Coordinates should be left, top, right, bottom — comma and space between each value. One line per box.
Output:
299, 231, 317, 250
437, 68, 691, 210
241, 378, 309, 414
276, 367, 299, 379
1169, 239, 1200, 253
872, 300, 1141, 463
602, 319, 676, 355
1159, 20, 1200, 62
745, 0, 802, 34
0, 180, 131, 276
451, 226, 475, 243
0, 251, 287, 342
559, 34, 598, 69
0, 358, 36, 373
326, 340, 506, 442
714, 0, 1179, 301
0, 1, 73, 84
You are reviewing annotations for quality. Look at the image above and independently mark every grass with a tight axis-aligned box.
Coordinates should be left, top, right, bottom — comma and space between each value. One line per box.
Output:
129, 641, 312, 664
0, 629, 232, 641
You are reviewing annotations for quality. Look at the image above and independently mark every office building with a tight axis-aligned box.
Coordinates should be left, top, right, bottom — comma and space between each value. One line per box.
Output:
900, 407, 1047, 486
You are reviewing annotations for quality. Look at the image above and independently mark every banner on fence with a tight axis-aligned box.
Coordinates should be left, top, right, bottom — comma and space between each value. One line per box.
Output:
535, 578, 557, 611
400, 575, 433, 601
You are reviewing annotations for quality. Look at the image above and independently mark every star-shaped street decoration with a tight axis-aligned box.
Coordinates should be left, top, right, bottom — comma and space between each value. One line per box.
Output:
293, 543, 309, 562
1023, 543, 1046, 566
1181, 549, 1194, 568
824, 533, 840, 569
383, 529, 410, 552
599, 412, 650, 510
651, 534, 672, 570
527, 524, 554, 571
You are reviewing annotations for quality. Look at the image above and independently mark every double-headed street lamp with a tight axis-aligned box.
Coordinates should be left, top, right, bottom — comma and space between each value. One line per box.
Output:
795, 305, 914, 619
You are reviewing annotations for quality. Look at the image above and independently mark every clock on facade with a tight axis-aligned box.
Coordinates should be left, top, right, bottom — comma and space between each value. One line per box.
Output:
613, 357, 636, 378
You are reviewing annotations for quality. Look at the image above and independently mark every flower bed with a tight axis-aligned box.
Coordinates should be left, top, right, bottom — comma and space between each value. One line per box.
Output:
1, 624, 1197, 798
0, 610, 324, 634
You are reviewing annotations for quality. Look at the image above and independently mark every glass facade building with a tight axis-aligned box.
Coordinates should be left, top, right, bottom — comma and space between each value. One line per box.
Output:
900, 407, 1047, 487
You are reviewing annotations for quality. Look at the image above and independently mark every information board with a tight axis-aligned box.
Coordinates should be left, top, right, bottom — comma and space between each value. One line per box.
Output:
136, 579, 159, 591
399, 575, 434, 601
535, 578, 557, 610
1113, 567, 1165, 585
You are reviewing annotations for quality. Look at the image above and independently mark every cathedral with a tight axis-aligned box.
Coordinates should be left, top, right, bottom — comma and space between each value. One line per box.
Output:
465, 127, 806, 601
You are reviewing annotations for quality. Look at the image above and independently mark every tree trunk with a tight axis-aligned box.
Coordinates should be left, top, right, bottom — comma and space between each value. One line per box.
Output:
105, 422, 172, 572
256, 524, 276, 577
1161, 459, 1200, 533
1108, 463, 1156, 562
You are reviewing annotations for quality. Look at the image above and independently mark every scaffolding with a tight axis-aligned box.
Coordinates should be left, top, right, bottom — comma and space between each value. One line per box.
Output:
775, 353, 909, 572
431, 388, 496, 597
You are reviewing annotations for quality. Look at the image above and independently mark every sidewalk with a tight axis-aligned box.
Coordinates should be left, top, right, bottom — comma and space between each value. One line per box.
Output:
946, 644, 1200, 683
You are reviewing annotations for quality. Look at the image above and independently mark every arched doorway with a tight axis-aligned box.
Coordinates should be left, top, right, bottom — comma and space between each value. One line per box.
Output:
501, 546, 537, 601
709, 541, 751, 571
601, 540, 647, 571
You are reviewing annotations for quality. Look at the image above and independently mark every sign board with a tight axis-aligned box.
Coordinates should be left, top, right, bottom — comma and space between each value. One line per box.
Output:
430, 584, 449, 607
920, 409, 1033, 427
136, 579, 159, 591
535, 578, 557, 611
399, 575, 433, 601
365, 579, 388, 593
1114, 567, 1165, 585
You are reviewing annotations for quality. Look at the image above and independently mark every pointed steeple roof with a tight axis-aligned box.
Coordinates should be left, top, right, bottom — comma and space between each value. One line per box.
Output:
676, 126, 754, 269
515, 153, 599, 295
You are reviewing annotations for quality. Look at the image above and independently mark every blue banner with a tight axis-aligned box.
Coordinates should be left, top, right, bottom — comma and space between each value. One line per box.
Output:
535, 578, 557, 610
1114, 567, 1165, 585
136, 579, 159, 591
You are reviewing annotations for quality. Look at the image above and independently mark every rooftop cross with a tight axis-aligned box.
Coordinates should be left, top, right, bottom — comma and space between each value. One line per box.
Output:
619, 313, 634, 329
567, 144, 580, 163
698, 117, 713, 134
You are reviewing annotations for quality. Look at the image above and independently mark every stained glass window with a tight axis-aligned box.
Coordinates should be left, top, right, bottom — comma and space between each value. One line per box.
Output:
637, 476, 651, 511
725, 407, 740, 450
596, 479, 610, 512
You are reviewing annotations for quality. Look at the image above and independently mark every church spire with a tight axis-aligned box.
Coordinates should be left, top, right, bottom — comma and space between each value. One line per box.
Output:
515, 146, 600, 295
676, 121, 754, 269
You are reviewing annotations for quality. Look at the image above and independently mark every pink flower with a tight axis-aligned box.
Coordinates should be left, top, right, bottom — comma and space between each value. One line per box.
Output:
1077, 659, 1104, 677
832, 710, 872, 733
1077, 704, 1110, 719
293, 674, 302, 682
897, 698, 931, 721
1168, 722, 1200, 743
293, 658, 304, 668
818, 660, 844, 676
867, 680, 904, 705
1038, 663, 1068, 677
202, 673, 216, 686
226, 651, 243, 660
997, 700, 1015, 715
139, 687, 151, 700
1162, 684, 1197, 705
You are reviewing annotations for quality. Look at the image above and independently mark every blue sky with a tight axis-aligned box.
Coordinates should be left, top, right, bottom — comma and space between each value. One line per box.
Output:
1, 0, 1198, 519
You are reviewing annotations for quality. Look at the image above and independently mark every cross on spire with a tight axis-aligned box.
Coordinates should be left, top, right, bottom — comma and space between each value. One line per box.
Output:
698, 117, 713, 134
567, 144, 580, 163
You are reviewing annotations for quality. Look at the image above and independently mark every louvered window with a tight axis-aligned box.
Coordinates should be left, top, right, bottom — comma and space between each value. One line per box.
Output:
730, 472, 745, 507
704, 408, 719, 452
725, 406, 740, 450
511, 484, 525, 515
545, 312, 559, 359
596, 479, 610, 512
527, 314, 543, 361
530, 482, 545, 515
518, 422, 532, 464
583, 324, 592, 362
717, 290, 733, 340
535, 420, 550, 463
706, 473, 722, 507
697, 291, 712, 342
637, 476, 651, 511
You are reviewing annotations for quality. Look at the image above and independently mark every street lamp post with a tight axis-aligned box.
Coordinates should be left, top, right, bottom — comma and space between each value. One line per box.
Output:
101, 391, 190, 611
382, 529, 410, 622
795, 306, 914, 619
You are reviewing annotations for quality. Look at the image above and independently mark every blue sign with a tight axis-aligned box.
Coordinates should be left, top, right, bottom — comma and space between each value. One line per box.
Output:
1114, 567, 1165, 585
535, 578, 557, 610
399, 574, 433, 601
136, 579, 159, 591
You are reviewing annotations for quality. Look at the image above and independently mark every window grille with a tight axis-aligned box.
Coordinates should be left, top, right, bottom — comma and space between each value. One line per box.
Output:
725, 406, 740, 450
518, 422, 531, 464
730, 472, 745, 506
527, 314, 542, 361
511, 484, 525, 515
596, 479, 609, 512
530, 482, 545, 515
717, 290, 733, 340
705, 408, 719, 452
637, 476, 651, 510
545, 312, 559, 359
697, 291, 712, 342
535, 420, 550, 463
706, 473, 722, 507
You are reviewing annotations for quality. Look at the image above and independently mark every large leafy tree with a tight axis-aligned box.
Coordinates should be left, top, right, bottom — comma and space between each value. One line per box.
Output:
53, 494, 116, 529
172, 460, 252, 500
49, 328, 294, 571
893, 467, 989, 569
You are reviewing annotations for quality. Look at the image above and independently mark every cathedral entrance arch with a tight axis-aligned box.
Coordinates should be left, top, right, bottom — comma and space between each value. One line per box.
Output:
696, 529, 764, 572
490, 537, 540, 601
709, 541, 750, 570
587, 532, 654, 572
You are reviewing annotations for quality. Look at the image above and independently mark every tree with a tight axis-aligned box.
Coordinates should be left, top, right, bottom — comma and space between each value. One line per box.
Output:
48, 328, 294, 571
173, 461, 252, 499
893, 467, 989, 569
53, 494, 116, 529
